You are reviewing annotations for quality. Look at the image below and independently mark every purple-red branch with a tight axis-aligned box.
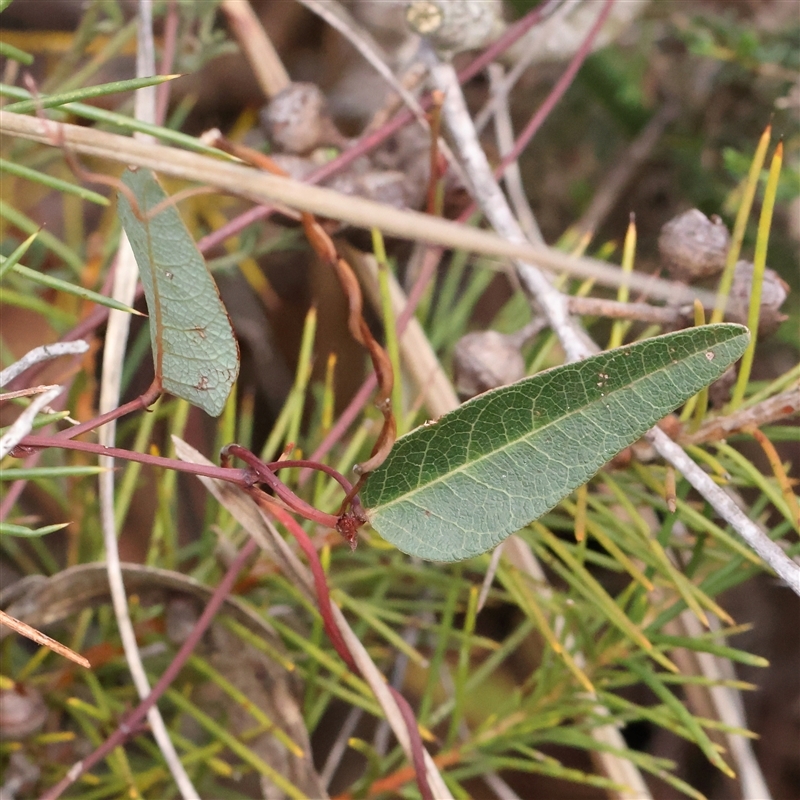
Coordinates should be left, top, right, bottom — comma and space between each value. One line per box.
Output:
496, 0, 616, 177
15, 434, 250, 484
14, 11, 566, 797
39, 537, 261, 800
257, 499, 432, 800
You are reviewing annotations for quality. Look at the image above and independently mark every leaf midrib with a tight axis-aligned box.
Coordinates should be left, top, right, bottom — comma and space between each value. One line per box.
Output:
367, 341, 730, 515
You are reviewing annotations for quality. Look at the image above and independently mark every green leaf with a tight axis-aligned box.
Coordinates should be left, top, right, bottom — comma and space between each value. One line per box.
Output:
0, 40, 33, 65
118, 168, 239, 417
0, 522, 69, 538
5, 262, 141, 316
0, 466, 108, 480
362, 325, 749, 561
0, 157, 109, 205
2, 74, 179, 115
0, 231, 38, 280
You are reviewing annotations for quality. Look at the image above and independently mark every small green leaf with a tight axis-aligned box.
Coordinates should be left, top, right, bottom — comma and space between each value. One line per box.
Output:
0, 231, 38, 280
0, 522, 69, 538
0, 466, 108, 480
0, 40, 33, 65
2, 74, 179, 114
5, 262, 141, 316
362, 325, 749, 561
0, 158, 109, 205
118, 168, 239, 417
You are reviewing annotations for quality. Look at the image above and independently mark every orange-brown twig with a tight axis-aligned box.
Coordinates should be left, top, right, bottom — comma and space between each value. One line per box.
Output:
206, 132, 397, 505
0, 609, 90, 669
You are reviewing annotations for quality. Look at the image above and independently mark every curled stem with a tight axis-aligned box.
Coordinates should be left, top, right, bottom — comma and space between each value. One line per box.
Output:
220, 444, 367, 549
207, 133, 397, 492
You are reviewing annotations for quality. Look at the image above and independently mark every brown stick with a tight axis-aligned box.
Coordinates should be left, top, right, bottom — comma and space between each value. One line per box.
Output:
0, 609, 90, 669
680, 387, 800, 445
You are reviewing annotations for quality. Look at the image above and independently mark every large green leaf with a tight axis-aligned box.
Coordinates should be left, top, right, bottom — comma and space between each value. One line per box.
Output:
361, 325, 749, 561
118, 168, 239, 417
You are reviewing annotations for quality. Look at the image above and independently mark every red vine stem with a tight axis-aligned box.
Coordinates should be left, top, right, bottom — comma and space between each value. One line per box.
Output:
495, 0, 616, 177
39, 537, 261, 800
301, 245, 444, 483
206, 133, 396, 493
255, 497, 433, 800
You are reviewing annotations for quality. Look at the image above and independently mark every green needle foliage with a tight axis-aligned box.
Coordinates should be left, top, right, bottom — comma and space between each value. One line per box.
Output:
1, 2, 796, 799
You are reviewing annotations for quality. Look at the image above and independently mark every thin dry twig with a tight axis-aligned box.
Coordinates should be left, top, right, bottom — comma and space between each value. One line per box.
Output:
666, 611, 773, 799
0, 385, 62, 459
428, 57, 591, 361
155, 0, 179, 125
220, 0, 290, 97
680, 386, 800, 445
0, 385, 61, 403
0, 110, 724, 308
648, 427, 800, 594
488, 62, 543, 244
473, 0, 579, 133
94, 4, 199, 797
0, 341, 89, 387
496, 0, 617, 176
0, 609, 90, 669
567, 294, 684, 324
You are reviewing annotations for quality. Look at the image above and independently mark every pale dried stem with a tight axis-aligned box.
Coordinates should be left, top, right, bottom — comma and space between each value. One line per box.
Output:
220, 0, 290, 98
428, 57, 591, 362
488, 63, 543, 245
666, 611, 772, 799
647, 427, 800, 594
0, 385, 63, 459
567, 295, 683, 324
0, 385, 61, 403
0, 341, 89, 387
0, 609, 90, 669
0, 111, 724, 309
172, 439, 452, 799
473, 0, 581, 133
95, 5, 199, 797
502, 536, 653, 799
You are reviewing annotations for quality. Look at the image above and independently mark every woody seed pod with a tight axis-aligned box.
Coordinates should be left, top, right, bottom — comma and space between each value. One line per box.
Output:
658, 209, 730, 282
406, 0, 504, 55
453, 330, 525, 399
727, 260, 789, 338
0, 686, 47, 739
261, 83, 346, 155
